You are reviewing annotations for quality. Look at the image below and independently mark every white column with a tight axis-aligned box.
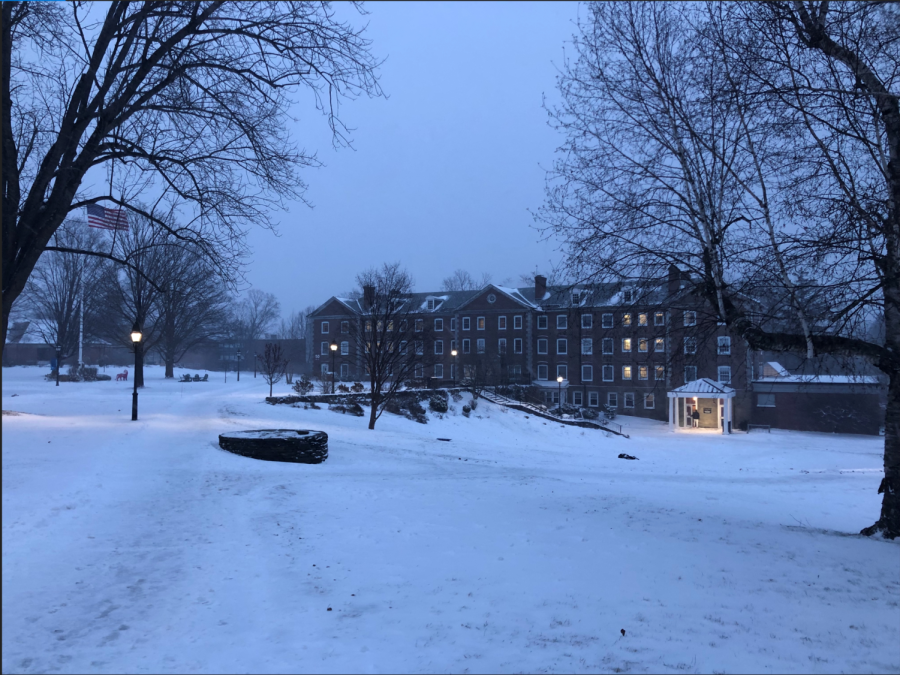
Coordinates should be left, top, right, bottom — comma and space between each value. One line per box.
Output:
669, 396, 675, 432
726, 397, 732, 434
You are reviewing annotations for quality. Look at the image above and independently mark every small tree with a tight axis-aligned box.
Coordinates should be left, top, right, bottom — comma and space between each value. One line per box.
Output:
292, 374, 314, 396
260, 342, 288, 398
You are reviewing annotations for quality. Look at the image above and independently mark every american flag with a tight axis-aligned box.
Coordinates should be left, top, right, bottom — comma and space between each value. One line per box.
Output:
86, 204, 129, 231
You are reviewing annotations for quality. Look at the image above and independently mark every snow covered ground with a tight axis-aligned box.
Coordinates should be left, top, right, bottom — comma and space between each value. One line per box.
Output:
2, 365, 898, 674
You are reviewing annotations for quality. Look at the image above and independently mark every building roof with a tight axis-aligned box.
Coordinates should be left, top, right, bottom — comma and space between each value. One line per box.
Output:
667, 378, 735, 398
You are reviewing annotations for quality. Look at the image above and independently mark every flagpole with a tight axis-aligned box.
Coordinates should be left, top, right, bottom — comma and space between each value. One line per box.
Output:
78, 259, 84, 369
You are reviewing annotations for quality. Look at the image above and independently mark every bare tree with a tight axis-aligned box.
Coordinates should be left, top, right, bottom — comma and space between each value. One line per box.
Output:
260, 342, 288, 398
232, 290, 281, 344
350, 263, 430, 430
279, 307, 314, 340
2, 1, 384, 350
19, 220, 106, 364
441, 269, 493, 291
539, 1, 900, 537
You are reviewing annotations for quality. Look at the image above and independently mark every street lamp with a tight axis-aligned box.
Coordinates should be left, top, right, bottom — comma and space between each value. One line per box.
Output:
130, 322, 142, 421
451, 349, 458, 387
55, 344, 61, 387
237, 348, 242, 382
330, 340, 338, 394
557, 375, 564, 413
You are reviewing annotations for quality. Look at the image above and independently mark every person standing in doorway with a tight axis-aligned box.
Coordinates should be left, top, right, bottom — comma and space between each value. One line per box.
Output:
691, 408, 700, 428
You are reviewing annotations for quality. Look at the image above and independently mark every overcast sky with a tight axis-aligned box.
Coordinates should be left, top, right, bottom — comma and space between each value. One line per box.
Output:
243, 1, 582, 318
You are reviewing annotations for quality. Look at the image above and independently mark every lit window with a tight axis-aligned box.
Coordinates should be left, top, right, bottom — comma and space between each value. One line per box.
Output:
477, 317, 485, 330
602, 338, 613, 354
623, 313, 632, 327
601, 313, 613, 328
655, 365, 665, 381
622, 338, 632, 352
581, 338, 592, 355
638, 365, 648, 380
557, 315, 567, 329
581, 314, 592, 329
498, 316, 507, 330
655, 337, 665, 352
582, 364, 593, 381
638, 313, 647, 327
622, 365, 632, 380
684, 311, 697, 326
638, 338, 648, 352
654, 312, 665, 326
718, 336, 731, 355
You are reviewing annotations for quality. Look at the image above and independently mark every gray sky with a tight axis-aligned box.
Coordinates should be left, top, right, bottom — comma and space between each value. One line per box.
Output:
243, 1, 582, 318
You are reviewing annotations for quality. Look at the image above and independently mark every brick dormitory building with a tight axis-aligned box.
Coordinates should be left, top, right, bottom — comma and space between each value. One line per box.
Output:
308, 267, 887, 436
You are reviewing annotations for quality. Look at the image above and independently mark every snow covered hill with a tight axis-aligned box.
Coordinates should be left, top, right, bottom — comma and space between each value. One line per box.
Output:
2, 366, 898, 674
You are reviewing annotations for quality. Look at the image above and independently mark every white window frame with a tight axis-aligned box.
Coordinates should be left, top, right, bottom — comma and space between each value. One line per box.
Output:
514, 338, 523, 354
462, 339, 471, 354
718, 336, 731, 355
622, 365, 632, 380
320, 341, 329, 356
400, 341, 408, 355
602, 365, 614, 382
557, 364, 567, 380
434, 340, 443, 355
450, 317, 457, 331
340, 363, 350, 378
582, 364, 593, 381
717, 365, 732, 384
602, 338, 614, 354
644, 393, 655, 409
622, 337, 632, 353
654, 312, 665, 326
684, 337, 697, 354
414, 364, 424, 379
572, 390, 583, 406
608, 392, 618, 408
434, 318, 443, 331
498, 338, 507, 354
581, 338, 593, 355
655, 365, 665, 381
624, 392, 635, 409
462, 317, 471, 331
557, 338, 567, 354
476, 338, 485, 353
477, 317, 486, 330
655, 337, 665, 352
435, 364, 444, 379
514, 315, 523, 329
537, 364, 549, 380
684, 311, 697, 326
537, 315, 548, 330
684, 365, 697, 383
340, 341, 349, 356
581, 314, 592, 329
415, 340, 424, 355
601, 313, 614, 329
623, 313, 632, 327
588, 391, 599, 407
557, 315, 567, 329
427, 298, 436, 311
321, 321, 329, 334
537, 338, 548, 354
638, 338, 648, 353
638, 365, 648, 380
638, 313, 648, 327
415, 318, 424, 332
498, 316, 507, 330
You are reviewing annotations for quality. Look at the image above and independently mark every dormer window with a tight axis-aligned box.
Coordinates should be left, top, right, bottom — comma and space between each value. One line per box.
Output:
427, 298, 436, 311
572, 292, 580, 305
622, 289, 634, 303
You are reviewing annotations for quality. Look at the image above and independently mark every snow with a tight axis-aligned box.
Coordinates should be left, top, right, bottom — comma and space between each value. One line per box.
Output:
2, 365, 898, 674
755, 375, 881, 384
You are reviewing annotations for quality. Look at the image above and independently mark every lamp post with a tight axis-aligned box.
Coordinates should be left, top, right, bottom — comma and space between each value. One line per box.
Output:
330, 340, 338, 394
55, 344, 61, 387
557, 375, 563, 412
451, 349, 458, 387
237, 349, 242, 382
130, 322, 143, 421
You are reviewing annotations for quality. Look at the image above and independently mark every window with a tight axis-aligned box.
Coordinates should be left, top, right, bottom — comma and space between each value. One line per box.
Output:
399, 320, 408, 332
321, 364, 329, 376
655, 365, 666, 381
622, 338, 632, 352
498, 338, 507, 354
434, 318, 443, 331
644, 393, 655, 409
684, 365, 697, 382
376, 320, 384, 333
572, 291, 580, 305
684, 337, 697, 354
434, 340, 443, 355
415, 341, 424, 355
638, 365, 648, 380
514, 338, 523, 354
400, 341, 408, 355
450, 317, 457, 331
510, 365, 521, 379
638, 338, 649, 353
557, 364, 567, 380
624, 392, 635, 408
321, 321, 329, 333
601, 313, 614, 329
623, 313, 632, 327
557, 315, 567, 329
602, 365, 614, 381
537, 364, 549, 380
340, 363, 349, 378
602, 338, 614, 354
684, 311, 697, 326
414, 364, 424, 379
450, 364, 455, 380
588, 391, 599, 407
557, 338, 567, 354
415, 319, 424, 332
654, 312, 665, 326
320, 341, 329, 355
477, 317, 485, 330
340, 341, 349, 355
622, 365, 632, 380
718, 336, 731, 355
537, 338, 548, 354
581, 338, 592, 355
638, 313, 648, 327
537, 315, 548, 330
435, 364, 444, 379
581, 314, 592, 329
462, 339, 471, 354
427, 298, 436, 311
717, 366, 731, 384
387, 320, 394, 332
654, 337, 665, 352
757, 393, 775, 407
341, 321, 349, 333
623, 289, 634, 303
582, 364, 593, 381
514, 315, 523, 329
450, 339, 457, 351
498, 316, 507, 330
572, 391, 583, 406
462, 317, 471, 331
477, 339, 485, 353
608, 392, 618, 407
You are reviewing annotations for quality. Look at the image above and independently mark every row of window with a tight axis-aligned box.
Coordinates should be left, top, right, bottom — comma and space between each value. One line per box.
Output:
536, 364, 668, 382
320, 310, 704, 334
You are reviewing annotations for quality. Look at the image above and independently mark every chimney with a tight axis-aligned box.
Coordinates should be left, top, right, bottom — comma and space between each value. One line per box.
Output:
534, 275, 547, 302
667, 264, 683, 297
363, 284, 375, 310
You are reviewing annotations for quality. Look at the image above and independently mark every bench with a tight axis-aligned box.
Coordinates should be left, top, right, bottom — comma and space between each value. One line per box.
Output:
747, 424, 771, 433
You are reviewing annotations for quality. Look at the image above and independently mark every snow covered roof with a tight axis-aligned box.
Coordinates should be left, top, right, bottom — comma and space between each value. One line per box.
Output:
755, 375, 880, 385
667, 378, 735, 398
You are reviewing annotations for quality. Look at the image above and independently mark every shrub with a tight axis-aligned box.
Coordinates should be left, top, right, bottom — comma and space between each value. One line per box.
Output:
602, 404, 617, 420
450, 390, 463, 403
292, 375, 314, 396
351, 382, 365, 393
96, 373, 112, 381
580, 407, 599, 420
337, 384, 351, 393
462, 404, 471, 418
329, 401, 364, 416
428, 394, 448, 413
469, 397, 478, 411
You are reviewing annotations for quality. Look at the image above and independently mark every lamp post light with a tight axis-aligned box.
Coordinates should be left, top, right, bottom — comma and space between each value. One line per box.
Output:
130, 322, 143, 421
55, 344, 61, 387
557, 375, 564, 413
237, 349, 242, 382
330, 340, 338, 394
451, 349, 458, 387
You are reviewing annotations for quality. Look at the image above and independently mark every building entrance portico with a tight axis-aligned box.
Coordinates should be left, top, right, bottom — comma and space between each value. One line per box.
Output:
667, 379, 735, 434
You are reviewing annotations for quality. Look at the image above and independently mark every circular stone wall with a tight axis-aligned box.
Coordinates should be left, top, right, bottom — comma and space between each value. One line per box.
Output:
218, 429, 328, 464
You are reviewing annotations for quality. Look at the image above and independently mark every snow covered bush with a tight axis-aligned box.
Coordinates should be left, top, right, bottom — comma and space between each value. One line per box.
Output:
428, 393, 448, 413
292, 375, 314, 396
462, 404, 471, 418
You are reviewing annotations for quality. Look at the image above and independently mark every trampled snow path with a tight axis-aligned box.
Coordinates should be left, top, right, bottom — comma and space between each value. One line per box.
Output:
2, 366, 898, 674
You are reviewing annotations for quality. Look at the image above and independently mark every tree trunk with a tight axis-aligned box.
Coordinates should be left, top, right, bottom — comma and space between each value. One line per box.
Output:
862, 372, 900, 539
269, 380, 273, 397
165, 357, 174, 379
368, 386, 380, 430
135, 343, 144, 388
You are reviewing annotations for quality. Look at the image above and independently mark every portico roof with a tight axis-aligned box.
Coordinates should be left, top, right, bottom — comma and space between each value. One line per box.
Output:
667, 378, 735, 398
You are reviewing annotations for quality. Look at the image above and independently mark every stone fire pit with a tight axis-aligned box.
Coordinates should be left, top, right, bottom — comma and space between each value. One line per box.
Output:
218, 429, 328, 464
